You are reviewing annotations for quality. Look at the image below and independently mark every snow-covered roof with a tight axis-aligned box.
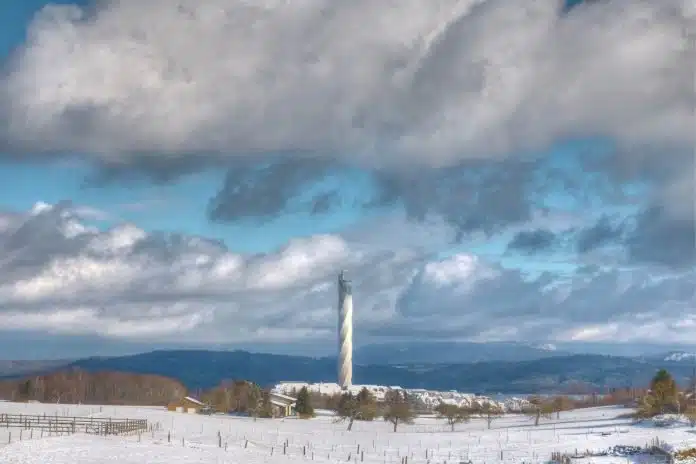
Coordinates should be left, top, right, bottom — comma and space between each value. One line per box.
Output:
270, 399, 295, 408
183, 396, 205, 406
270, 392, 297, 403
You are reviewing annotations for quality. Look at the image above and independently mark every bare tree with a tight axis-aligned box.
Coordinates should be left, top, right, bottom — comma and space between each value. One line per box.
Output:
523, 397, 553, 426
551, 396, 573, 419
477, 402, 504, 429
435, 402, 470, 431
685, 406, 696, 427
383, 390, 414, 432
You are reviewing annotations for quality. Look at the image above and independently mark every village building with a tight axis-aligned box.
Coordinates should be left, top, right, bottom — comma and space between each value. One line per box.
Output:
269, 392, 297, 418
166, 396, 211, 414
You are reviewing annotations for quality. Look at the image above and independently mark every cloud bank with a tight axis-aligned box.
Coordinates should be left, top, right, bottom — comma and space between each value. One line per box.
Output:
0, 0, 692, 257
1, 202, 695, 347
0, 0, 690, 166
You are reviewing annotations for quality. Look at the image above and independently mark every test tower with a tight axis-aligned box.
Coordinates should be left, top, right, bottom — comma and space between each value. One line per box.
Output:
338, 270, 353, 389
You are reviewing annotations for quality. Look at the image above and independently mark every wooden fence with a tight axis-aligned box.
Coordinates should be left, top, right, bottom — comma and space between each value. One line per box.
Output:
0, 413, 148, 436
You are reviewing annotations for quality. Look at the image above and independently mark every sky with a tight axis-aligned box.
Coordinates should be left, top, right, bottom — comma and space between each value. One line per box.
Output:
0, 0, 695, 360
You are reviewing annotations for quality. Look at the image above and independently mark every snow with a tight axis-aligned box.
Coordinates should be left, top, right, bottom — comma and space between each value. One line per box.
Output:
664, 352, 696, 362
0, 402, 695, 463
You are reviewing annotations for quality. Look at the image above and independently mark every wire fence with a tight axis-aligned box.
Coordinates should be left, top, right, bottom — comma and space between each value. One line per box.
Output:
0, 413, 148, 436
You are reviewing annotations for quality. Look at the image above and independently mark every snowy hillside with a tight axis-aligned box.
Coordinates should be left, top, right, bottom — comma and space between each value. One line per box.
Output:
664, 352, 696, 362
273, 382, 530, 412
2, 402, 696, 463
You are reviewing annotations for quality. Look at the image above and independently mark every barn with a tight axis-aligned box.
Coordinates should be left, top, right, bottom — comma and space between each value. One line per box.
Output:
167, 396, 207, 414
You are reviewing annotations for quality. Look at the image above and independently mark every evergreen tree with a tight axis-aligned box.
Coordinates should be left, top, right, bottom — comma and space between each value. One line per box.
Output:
295, 386, 314, 417
336, 392, 359, 430
358, 388, 377, 421
649, 369, 678, 415
357, 387, 371, 404
257, 390, 274, 418
247, 384, 263, 420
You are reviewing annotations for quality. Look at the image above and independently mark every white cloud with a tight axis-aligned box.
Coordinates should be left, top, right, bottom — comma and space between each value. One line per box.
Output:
0, 0, 690, 167
0, 202, 695, 347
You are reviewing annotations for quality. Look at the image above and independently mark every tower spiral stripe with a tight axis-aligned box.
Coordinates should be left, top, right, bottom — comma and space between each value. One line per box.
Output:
338, 272, 353, 388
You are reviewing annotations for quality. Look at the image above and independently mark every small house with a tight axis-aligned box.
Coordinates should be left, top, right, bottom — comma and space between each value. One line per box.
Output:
269, 392, 297, 417
167, 396, 207, 414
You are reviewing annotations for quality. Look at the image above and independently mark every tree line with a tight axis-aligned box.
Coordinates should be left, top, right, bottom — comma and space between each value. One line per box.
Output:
2, 367, 687, 430
0, 369, 187, 406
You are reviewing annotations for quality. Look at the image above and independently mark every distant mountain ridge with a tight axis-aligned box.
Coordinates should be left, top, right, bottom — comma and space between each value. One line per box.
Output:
0, 359, 70, 377
4, 345, 696, 395
31, 350, 695, 394
354, 341, 569, 364
649, 351, 696, 363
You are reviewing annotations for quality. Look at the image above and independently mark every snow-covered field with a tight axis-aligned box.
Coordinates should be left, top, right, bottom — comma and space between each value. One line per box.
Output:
0, 402, 695, 463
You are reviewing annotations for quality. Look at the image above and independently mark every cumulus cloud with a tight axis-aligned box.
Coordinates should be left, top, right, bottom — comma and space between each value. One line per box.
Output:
0, 0, 690, 166
1, 0, 692, 258
1, 202, 696, 347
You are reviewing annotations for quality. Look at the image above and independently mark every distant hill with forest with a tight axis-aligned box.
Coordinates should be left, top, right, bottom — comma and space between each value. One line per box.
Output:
63, 350, 696, 394
2, 349, 694, 396
0, 370, 186, 405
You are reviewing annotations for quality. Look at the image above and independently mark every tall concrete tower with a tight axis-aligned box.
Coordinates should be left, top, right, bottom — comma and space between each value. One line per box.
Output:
338, 270, 353, 389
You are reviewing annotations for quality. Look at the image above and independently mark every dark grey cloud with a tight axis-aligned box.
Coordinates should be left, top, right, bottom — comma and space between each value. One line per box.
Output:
83, 155, 208, 186
626, 206, 696, 268
204, 155, 574, 236
507, 229, 557, 254
370, 160, 539, 237
310, 192, 342, 215
0, 201, 93, 275
575, 215, 624, 253
207, 158, 338, 222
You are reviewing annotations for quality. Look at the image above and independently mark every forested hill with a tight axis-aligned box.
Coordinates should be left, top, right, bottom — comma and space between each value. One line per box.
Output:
59, 350, 696, 394
2, 349, 694, 396
0, 370, 186, 405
